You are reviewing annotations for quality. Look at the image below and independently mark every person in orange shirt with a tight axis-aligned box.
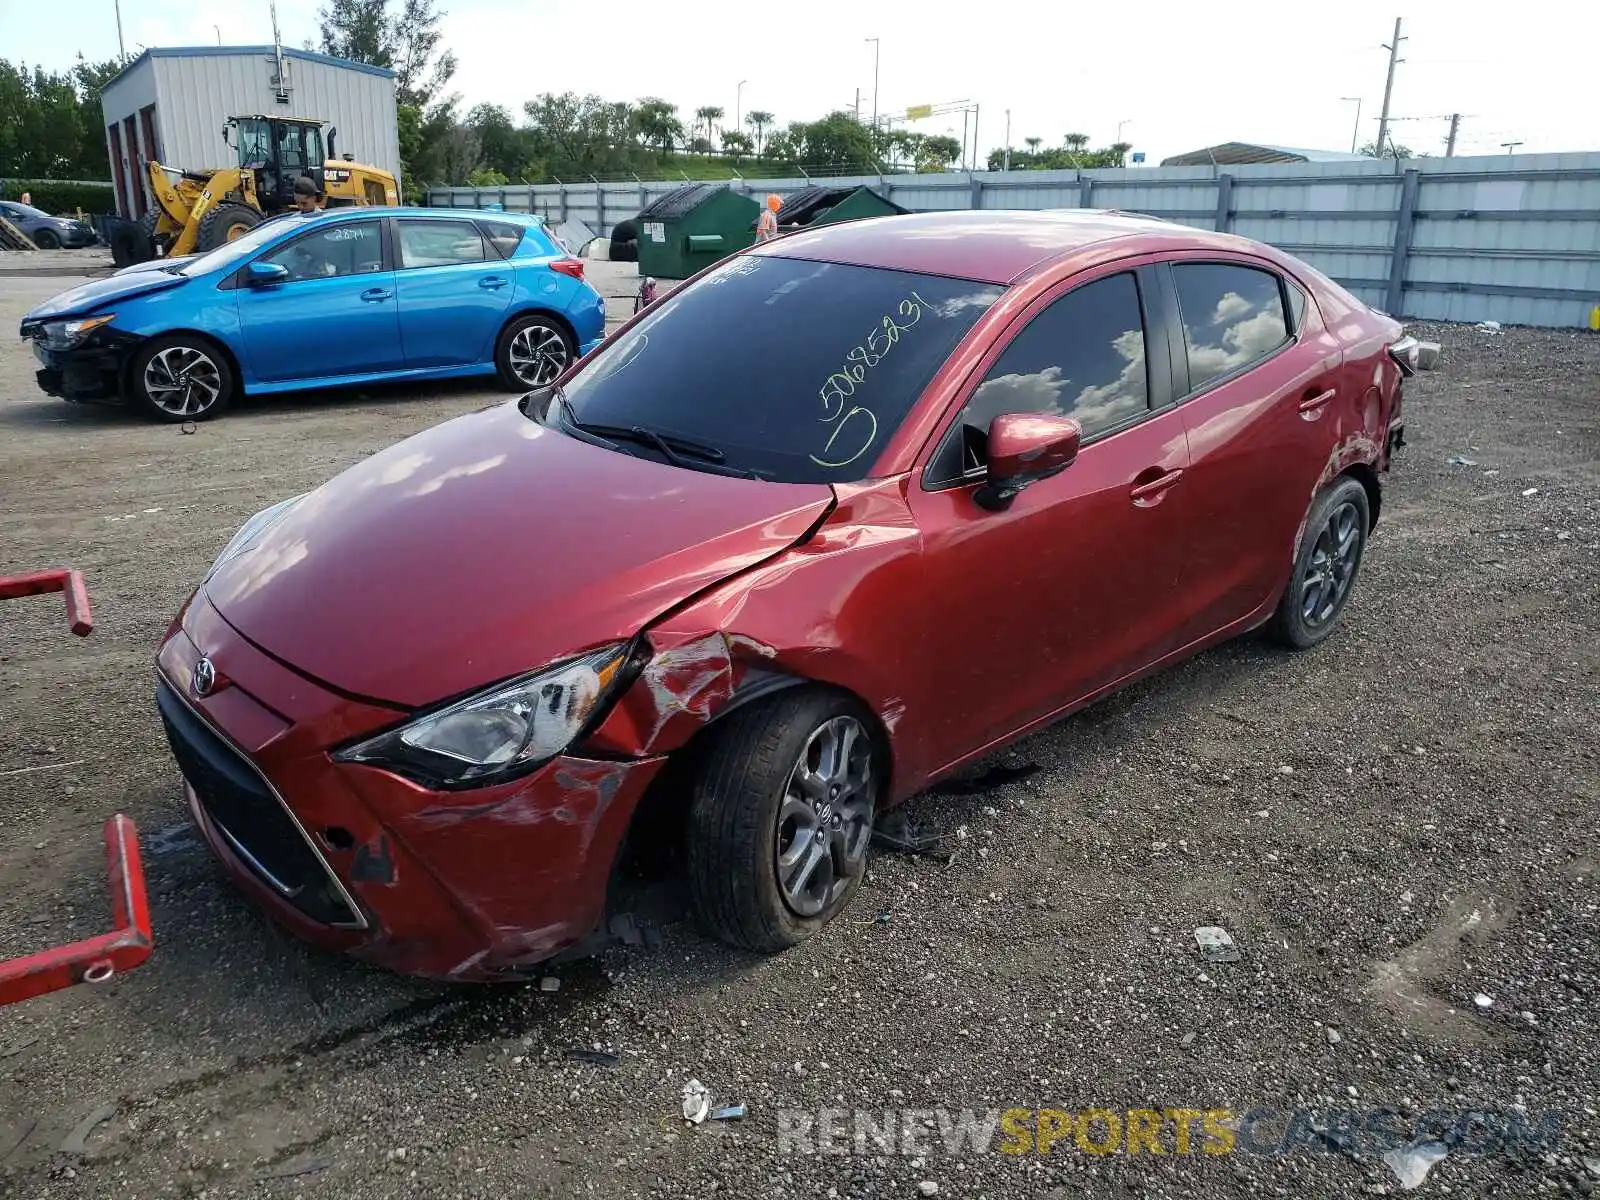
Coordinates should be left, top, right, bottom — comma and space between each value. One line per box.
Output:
755, 193, 781, 242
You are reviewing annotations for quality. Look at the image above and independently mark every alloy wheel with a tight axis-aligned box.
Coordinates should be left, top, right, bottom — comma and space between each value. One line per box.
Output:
142, 345, 222, 418
775, 716, 875, 918
1301, 500, 1362, 628
508, 324, 570, 387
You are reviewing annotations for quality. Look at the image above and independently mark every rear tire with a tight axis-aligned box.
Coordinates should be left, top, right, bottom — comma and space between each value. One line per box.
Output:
32, 227, 61, 249
687, 690, 881, 953
130, 334, 235, 423
1269, 477, 1371, 649
195, 202, 262, 252
494, 313, 575, 391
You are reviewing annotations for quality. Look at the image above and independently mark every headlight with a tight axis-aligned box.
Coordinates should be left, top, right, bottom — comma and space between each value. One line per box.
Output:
334, 645, 631, 789
41, 313, 116, 348
206, 493, 307, 579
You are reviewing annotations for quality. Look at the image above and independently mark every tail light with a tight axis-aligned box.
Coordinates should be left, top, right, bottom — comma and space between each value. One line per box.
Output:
1388, 334, 1421, 377
549, 257, 585, 281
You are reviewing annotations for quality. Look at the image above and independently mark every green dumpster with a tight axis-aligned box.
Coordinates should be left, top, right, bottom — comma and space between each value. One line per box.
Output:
635, 184, 760, 280
755, 185, 909, 235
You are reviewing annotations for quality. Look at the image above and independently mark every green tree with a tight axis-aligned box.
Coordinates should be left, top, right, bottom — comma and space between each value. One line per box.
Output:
744, 110, 774, 156
694, 105, 724, 147
793, 111, 876, 169
633, 98, 684, 154
1024, 136, 1042, 154
1360, 140, 1414, 159
722, 130, 753, 160
918, 134, 961, 172
319, 0, 458, 185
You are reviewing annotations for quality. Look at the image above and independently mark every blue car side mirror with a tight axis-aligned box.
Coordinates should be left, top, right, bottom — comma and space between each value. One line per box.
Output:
246, 261, 290, 286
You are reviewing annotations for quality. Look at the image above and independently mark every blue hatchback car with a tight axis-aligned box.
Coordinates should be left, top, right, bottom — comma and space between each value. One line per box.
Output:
20, 208, 606, 422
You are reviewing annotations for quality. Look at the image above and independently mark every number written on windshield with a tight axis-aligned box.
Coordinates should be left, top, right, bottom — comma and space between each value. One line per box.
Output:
813, 291, 935, 468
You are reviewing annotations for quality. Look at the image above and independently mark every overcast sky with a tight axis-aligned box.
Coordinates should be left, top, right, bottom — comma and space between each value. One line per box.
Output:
5, 0, 1596, 163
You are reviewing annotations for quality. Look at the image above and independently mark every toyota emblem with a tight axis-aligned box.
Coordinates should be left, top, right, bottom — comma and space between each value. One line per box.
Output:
192, 657, 216, 697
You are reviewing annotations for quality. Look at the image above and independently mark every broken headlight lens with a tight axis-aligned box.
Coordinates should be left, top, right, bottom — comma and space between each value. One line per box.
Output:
334, 645, 630, 789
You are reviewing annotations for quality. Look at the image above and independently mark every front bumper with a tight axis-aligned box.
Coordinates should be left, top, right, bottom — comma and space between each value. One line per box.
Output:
156, 590, 668, 980
26, 329, 139, 404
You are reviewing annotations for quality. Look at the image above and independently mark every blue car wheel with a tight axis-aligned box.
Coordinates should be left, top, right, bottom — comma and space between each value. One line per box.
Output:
495, 313, 574, 391
132, 334, 236, 423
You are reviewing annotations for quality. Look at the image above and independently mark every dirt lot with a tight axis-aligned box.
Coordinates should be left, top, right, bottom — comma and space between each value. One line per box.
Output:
1, 265, 1597, 1199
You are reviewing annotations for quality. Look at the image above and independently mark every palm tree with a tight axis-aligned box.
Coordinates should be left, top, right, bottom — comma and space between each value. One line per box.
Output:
694, 106, 725, 148
746, 109, 775, 157
1024, 136, 1042, 154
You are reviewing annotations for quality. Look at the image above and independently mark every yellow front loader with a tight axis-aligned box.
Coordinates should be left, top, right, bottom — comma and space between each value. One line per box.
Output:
122, 115, 400, 265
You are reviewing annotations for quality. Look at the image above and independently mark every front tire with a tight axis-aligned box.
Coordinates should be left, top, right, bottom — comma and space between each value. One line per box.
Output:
687, 690, 881, 953
32, 227, 61, 249
130, 335, 235, 423
494, 313, 574, 391
1269, 477, 1371, 649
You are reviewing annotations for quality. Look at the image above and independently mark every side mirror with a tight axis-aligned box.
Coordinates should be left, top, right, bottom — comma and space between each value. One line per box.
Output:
974, 412, 1082, 512
246, 260, 290, 286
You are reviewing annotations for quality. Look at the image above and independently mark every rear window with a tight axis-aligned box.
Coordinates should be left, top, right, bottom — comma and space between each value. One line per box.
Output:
481, 220, 527, 258
1171, 263, 1290, 391
560, 255, 1003, 484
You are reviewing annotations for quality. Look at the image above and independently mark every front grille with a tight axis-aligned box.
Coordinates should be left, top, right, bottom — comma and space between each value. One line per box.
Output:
157, 679, 362, 927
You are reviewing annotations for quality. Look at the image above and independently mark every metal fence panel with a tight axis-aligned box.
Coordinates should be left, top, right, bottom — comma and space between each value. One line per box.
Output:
427, 152, 1600, 327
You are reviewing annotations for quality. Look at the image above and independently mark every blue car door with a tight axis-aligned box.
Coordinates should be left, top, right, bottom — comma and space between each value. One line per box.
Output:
236, 218, 402, 384
392, 217, 515, 368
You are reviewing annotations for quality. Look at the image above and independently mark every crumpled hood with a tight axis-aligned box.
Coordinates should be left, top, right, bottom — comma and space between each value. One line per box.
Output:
204, 401, 834, 707
20, 269, 185, 326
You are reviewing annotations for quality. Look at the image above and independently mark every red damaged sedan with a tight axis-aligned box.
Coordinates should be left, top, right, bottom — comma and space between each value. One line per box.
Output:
156, 210, 1415, 979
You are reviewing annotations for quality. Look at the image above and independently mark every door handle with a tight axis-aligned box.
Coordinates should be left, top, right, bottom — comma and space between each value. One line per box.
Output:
1298, 386, 1337, 414
1130, 467, 1184, 505
478, 276, 508, 289
359, 288, 392, 302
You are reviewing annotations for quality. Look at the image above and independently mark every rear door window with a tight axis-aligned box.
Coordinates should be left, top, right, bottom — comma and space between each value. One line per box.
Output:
1171, 263, 1290, 391
397, 219, 491, 268
927, 272, 1151, 484
480, 220, 528, 258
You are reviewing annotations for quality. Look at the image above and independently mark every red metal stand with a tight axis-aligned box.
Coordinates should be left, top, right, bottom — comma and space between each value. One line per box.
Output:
1, 568, 154, 1005
0, 816, 153, 1004
0, 567, 94, 637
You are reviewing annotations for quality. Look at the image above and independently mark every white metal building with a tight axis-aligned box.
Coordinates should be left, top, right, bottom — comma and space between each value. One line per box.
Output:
99, 46, 400, 220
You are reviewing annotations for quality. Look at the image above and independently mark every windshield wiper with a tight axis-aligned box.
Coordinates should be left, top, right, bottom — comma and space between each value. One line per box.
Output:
543, 389, 768, 480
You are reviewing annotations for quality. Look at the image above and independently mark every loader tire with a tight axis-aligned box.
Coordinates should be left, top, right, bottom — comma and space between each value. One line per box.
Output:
195, 202, 262, 252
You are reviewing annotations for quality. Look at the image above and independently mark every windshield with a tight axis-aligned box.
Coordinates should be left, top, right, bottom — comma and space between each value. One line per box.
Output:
235, 118, 272, 168
559, 255, 1002, 483
5, 203, 48, 220
177, 215, 306, 276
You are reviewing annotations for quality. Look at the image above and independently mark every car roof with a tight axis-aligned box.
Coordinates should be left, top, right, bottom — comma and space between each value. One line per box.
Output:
753, 208, 1259, 286
300, 206, 544, 226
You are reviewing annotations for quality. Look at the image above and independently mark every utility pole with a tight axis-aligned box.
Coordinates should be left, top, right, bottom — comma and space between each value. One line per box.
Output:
736, 80, 747, 137
866, 39, 880, 134
961, 109, 969, 170
854, 88, 861, 124
114, 0, 126, 59
1003, 109, 1011, 171
1501, 140, 1522, 155
1445, 113, 1460, 157
1341, 97, 1362, 153
972, 105, 979, 171
1375, 17, 1405, 160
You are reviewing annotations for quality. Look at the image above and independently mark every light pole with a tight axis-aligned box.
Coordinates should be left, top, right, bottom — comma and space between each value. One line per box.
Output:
736, 80, 747, 138
114, 0, 126, 59
1116, 118, 1131, 166
1003, 108, 1011, 171
865, 38, 880, 131
1340, 97, 1362, 153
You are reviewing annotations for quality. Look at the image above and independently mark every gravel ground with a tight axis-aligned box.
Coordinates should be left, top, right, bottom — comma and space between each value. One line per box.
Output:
0, 281, 1596, 1200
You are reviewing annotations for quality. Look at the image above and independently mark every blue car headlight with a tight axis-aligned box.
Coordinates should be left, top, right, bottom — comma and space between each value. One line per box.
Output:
41, 313, 117, 349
